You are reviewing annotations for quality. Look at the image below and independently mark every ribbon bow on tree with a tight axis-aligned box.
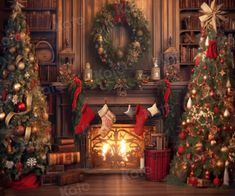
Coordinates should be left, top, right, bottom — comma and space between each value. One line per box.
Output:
199, 0, 226, 32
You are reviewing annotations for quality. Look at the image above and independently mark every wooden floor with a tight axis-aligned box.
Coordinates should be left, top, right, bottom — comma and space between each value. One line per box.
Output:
4, 175, 235, 196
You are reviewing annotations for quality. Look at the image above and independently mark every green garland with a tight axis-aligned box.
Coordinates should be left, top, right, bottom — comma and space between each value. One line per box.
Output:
91, 0, 150, 70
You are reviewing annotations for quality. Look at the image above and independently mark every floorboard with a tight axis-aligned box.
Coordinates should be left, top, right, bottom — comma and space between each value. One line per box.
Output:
3, 175, 235, 196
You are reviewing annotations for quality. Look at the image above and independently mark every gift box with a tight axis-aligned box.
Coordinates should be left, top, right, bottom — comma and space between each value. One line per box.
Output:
187, 177, 210, 187
145, 149, 171, 181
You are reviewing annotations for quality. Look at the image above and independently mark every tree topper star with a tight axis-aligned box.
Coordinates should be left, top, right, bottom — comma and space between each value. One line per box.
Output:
199, 0, 227, 32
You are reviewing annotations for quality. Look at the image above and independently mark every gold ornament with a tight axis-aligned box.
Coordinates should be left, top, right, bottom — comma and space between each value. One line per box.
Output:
17, 62, 25, 70
216, 160, 224, 168
15, 125, 25, 136
133, 41, 141, 48
208, 133, 215, 141
24, 47, 30, 53
29, 54, 35, 62
203, 75, 207, 80
191, 89, 197, 95
137, 30, 143, 36
211, 140, 217, 146
182, 121, 186, 126
7, 64, 16, 72
13, 83, 22, 92
199, 0, 226, 32
223, 109, 230, 118
20, 32, 26, 39
96, 34, 103, 43
9, 47, 16, 54
97, 47, 104, 55
116, 49, 124, 59
195, 142, 203, 152
186, 118, 191, 124
32, 126, 39, 134
42, 112, 49, 120
0, 112, 6, 121
221, 146, 229, 153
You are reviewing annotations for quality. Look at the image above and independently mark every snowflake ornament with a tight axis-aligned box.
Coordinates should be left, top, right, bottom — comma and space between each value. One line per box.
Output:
26, 157, 37, 168
5, 161, 14, 169
24, 72, 30, 79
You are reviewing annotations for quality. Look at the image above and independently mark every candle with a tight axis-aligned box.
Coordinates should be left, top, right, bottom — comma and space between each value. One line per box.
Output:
140, 157, 144, 169
83, 62, 93, 82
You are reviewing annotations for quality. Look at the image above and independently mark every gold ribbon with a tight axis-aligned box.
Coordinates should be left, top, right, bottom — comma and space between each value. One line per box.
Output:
24, 127, 32, 142
5, 93, 32, 128
199, 0, 226, 32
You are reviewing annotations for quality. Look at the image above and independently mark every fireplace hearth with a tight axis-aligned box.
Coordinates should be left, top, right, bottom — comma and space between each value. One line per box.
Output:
87, 124, 155, 169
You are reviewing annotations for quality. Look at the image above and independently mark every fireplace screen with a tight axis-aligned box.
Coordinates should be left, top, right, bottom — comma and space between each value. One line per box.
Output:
88, 124, 153, 169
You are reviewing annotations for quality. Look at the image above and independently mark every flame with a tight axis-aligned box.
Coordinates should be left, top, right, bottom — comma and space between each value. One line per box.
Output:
120, 140, 128, 161
102, 143, 109, 161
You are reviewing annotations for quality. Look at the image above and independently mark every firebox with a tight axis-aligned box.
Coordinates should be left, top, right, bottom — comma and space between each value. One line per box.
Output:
87, 124, 154, 169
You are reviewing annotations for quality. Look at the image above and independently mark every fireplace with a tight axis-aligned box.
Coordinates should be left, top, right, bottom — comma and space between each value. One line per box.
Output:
87, 124, 155, 169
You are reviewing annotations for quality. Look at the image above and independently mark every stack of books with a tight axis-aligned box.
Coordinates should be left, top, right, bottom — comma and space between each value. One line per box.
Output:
42, 137, 83, 186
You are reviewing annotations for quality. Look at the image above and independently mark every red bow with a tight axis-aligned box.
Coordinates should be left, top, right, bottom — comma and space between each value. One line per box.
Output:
206, 40, 217, 59
72, 76, 82, 111
114, 1, 126, 23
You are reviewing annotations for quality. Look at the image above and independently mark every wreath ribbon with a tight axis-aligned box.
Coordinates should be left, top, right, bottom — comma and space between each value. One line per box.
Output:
5, 93, 33, 128
114, 1, 126, 23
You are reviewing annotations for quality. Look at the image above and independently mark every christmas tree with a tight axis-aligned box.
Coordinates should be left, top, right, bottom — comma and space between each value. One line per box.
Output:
0, 1, 51, 183
170, 0, 235, 187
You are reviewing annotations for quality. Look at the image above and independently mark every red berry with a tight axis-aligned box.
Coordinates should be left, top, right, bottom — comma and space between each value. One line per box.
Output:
186, 153, 191, 160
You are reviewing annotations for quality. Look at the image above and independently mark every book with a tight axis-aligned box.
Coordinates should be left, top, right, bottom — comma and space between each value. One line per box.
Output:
48, 152, 80, 166
57, 171, 85, 186
52, 144, 76, 152
58, 138, 75, 145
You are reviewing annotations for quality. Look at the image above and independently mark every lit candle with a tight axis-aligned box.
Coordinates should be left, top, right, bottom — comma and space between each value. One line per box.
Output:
140, 157, 144, 169
83, 62, 93, 82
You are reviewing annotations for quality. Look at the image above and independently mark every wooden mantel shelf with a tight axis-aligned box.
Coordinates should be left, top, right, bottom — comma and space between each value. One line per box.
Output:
52, 81, 188, 105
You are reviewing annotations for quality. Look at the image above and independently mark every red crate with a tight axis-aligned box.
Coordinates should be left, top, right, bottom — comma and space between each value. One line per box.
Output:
145, 149, 171, 181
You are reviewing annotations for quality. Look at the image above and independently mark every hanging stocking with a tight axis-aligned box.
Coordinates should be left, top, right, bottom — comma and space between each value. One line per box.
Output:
147, 103, 160, 117
124, 104, 135, 119
74, 103, 95, 134
134, 105, 150, 135
98, 104, 116, 137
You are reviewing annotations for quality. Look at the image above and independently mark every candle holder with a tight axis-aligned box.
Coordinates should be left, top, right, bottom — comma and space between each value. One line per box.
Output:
151, 57, 160, 81
83, 62, 93, 82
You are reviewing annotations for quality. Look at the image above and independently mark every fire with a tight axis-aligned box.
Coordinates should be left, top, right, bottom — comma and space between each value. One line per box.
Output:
102, 143, 109, 161
120, 140, 128, 161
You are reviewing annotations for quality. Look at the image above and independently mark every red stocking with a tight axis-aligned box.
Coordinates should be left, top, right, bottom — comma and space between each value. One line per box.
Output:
75, 103, 95, 134
134, 105, 150, 135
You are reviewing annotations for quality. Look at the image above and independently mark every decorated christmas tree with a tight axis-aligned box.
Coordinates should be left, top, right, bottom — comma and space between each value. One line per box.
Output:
0, 1, 51, 185
170, 0, 235, 187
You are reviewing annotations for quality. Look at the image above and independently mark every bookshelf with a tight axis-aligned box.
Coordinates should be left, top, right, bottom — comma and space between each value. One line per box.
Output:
179, 0, 235, 81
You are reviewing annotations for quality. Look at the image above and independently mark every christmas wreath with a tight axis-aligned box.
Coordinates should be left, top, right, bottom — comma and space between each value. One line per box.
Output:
91, 0, 150, 70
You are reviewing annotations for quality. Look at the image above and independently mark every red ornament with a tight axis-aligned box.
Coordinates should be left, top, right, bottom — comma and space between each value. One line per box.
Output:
15, 33, 21, 41
219, 49, 225, 56
179, 131, 187, 140
16, 161, 23, 172
178, 145, 184, 155
213, 106, 219, 114
213, 177, 221, 187
203, 65, 207, 70
191, 69, 195, 74
220, 58, 224, 64
206, 40, 217, 59
194, 56, 200, 66
17, 102, 26, 111
186, 153, 191, 160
